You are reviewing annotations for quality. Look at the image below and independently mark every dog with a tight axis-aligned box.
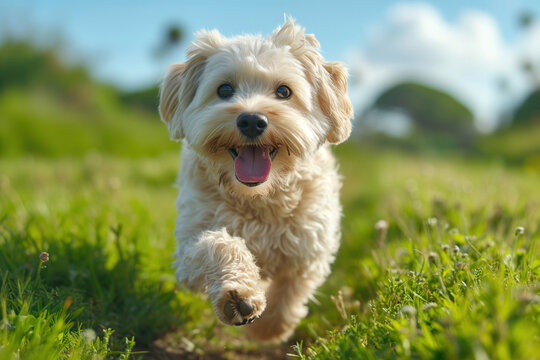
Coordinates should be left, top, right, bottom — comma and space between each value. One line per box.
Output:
159, 19, 353, 342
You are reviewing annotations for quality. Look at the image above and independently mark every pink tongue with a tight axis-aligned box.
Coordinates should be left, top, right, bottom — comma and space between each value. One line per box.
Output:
234, 146, 271, 183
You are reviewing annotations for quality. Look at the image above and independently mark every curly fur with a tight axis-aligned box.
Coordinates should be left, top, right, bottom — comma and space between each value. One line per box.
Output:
159, 18, 353, 341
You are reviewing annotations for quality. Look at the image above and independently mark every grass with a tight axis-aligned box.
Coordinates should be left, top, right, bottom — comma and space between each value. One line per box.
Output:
0, 88, 176, 158
0, 154, 194, 359
1, 145, 539, 359
294, 150, 540, 359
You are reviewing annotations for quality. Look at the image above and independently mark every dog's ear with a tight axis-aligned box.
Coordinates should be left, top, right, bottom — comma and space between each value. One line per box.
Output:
272, 19, 353, 144
159, 62, 186, 140
317, 61, 353, 144
159, 30, 224, 141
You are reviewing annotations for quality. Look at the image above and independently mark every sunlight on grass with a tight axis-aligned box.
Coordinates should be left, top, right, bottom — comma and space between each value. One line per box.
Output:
1, 146, 539, 358
292, 146, 540, 359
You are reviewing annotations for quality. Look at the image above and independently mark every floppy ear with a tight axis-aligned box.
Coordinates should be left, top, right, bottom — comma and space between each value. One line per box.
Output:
159, 62, 186, 140
318, 61, 353, 144
159, 29, 224, 141
271, 19, 353, 144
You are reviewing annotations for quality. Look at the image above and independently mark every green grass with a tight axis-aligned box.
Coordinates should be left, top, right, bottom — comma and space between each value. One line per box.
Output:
0, 154, 201, 358
0, 88, 175, 158
1, 146, 539, 359
293, 147, 540, 359
477, 122, 540, 172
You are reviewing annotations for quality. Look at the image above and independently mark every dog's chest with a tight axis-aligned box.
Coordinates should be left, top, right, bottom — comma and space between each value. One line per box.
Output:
234, 216, 308, 276
222, 198, 336, 278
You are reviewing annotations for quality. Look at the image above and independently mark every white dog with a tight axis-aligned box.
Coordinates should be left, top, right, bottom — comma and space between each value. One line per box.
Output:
159, 19, 353, 342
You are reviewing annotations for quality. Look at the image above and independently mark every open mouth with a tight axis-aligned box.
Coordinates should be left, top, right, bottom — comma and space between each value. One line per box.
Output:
228, 146, 278, 187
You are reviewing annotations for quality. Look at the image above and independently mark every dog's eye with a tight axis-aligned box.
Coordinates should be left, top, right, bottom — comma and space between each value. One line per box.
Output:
217, 84, 234, 99
276, 85, 292, 99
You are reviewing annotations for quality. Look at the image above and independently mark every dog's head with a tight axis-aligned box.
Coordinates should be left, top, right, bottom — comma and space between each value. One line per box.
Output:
159, 19, 353, 197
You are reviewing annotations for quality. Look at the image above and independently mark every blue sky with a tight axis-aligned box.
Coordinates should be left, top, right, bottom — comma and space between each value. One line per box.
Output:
1, 0, 540, 129
1, 0, 537, 88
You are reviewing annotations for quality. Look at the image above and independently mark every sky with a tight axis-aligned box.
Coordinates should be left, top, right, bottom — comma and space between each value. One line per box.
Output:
1, 0, 540, 131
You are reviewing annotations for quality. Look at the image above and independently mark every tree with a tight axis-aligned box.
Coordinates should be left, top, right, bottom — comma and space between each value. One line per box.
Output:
154, 24, 185, 59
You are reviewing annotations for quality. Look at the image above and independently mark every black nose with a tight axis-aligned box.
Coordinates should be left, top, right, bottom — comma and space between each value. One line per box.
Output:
236, 112, 268, 139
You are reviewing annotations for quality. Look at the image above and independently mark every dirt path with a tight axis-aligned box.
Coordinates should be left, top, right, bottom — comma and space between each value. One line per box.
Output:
142, 328, 299, 360
149, 341, 289, 360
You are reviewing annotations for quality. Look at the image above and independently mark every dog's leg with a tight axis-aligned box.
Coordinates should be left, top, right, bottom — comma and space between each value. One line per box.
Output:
174, 227, 266, 326
245, 263, 330, 341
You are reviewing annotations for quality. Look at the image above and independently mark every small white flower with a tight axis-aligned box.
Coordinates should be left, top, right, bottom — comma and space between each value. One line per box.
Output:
375, 220, 388, 231
81, 329, 97, 343
401, 305, 417, 316
428, 252, 439, 263
484, 240, 494, 249
422, 302, 437, 311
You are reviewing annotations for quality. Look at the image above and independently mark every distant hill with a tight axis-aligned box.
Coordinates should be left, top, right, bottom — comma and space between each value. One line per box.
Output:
363, 82, 476, 150
512, 88, 540, 126
477, 87, 540, 170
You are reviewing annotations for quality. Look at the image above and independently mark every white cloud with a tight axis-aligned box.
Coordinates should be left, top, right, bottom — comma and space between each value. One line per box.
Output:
347, 3, 539, 132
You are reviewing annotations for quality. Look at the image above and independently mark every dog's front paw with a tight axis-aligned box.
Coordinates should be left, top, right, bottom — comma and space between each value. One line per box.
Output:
213, 285, 266, 326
